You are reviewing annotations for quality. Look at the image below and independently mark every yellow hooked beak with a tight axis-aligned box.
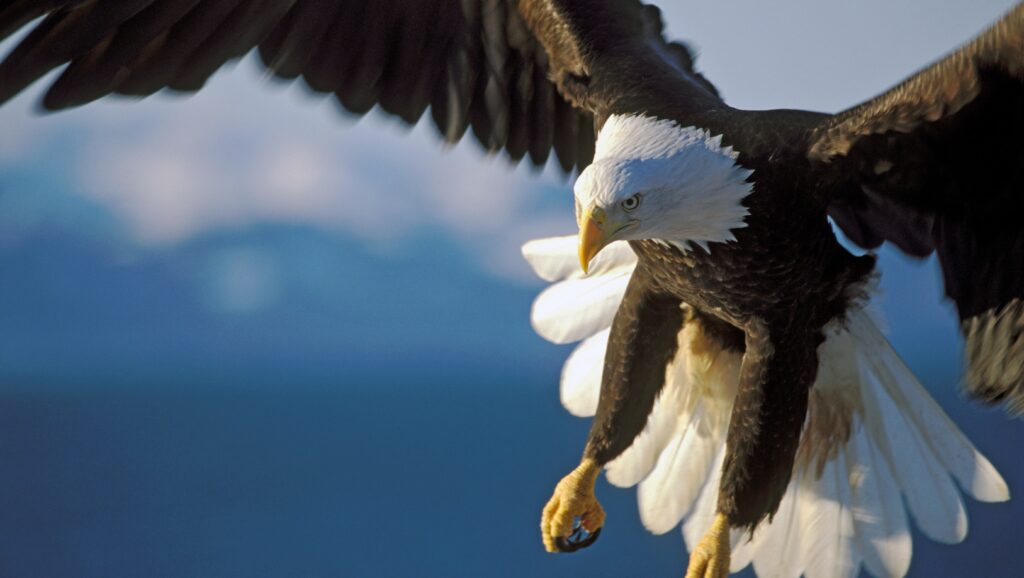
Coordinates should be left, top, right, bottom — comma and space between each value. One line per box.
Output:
578, 206, 611, 275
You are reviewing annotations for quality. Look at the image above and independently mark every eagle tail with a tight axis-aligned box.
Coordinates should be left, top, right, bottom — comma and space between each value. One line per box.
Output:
522, 235, 1009, 578
744, 309, 1010, 578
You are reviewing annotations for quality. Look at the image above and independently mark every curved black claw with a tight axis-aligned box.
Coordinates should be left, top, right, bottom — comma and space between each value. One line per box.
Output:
554, 521, 602, 553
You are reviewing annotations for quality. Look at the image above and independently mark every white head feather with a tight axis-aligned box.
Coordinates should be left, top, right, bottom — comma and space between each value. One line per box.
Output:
574, 114, 754, 251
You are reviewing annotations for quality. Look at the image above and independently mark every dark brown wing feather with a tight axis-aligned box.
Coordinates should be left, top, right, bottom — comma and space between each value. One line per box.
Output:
809, 2, 1024, 412
0, 0, 583, 171
809, 3, 1024, 161
0, 0, 718, 174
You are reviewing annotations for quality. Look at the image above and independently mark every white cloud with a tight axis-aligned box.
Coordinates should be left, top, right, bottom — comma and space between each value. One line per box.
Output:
0, 57, 574, 281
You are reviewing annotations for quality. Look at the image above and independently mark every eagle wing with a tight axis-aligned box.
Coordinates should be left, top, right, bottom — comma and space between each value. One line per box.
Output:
0, 0, 716, 174
808, 2, 1024, 410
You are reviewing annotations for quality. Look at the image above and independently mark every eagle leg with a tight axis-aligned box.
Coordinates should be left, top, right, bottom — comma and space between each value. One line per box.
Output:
719, 321, 818, 528
540, 458, 605, 553
684, 513, 730, 578
541, 271, 684, 553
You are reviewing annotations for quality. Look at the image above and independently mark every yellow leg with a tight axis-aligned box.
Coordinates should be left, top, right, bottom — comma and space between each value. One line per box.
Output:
685, 513, 731, 578
540, 458, 605, 553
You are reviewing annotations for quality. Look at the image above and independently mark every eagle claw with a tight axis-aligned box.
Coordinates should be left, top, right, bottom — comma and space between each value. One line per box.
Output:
541, 458, 604, 553
554, 524, 602, 552
685, 513, 731, 578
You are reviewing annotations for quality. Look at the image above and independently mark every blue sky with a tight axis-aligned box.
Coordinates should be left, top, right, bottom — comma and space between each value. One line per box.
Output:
0, 1, 1021, 577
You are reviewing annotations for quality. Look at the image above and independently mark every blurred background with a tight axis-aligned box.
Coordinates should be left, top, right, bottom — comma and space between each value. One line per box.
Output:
0, 1, 1020, 576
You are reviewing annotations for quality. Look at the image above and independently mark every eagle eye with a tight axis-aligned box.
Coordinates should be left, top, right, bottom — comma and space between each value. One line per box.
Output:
621, 193, 642, 212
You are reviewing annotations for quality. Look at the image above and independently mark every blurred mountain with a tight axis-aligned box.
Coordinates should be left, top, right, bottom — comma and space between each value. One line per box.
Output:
0, 224, 566, 388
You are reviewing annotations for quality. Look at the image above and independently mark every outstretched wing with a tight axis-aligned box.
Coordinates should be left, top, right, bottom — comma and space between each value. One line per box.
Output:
0, 0, 716, 173
808, 3, 1024, 410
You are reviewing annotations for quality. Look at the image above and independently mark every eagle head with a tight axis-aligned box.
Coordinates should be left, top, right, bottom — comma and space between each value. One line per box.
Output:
573, 115, 754, 273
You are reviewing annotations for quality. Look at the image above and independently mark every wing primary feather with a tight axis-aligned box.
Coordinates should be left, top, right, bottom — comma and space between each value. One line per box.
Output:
476, 0, 510, 151
298, 1, 359, 94
258, 0, 339, 81
430, 0, 478, 144
334, 0, 396, 115
43, 0, 201, 108
502, 0, 533, 162
378, 1, 442, 124
575, 109, 595, 170
0, 1, 65, 43
0, 1, 155, 105
168, 0, 287, 93
527, 54, 554, 167
552, 93, 578, 173
115, 0, 241, 97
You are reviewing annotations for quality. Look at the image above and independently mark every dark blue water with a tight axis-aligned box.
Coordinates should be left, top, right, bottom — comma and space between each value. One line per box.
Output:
0, 374, 1018, 578
0, 376, 676, 578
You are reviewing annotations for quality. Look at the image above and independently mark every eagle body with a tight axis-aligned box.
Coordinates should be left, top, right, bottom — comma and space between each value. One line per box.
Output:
579, 111, 877, 528
1, 1, 1021, 576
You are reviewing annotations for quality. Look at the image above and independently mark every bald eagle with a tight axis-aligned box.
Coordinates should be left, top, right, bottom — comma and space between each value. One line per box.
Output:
1, 1, 1021, 577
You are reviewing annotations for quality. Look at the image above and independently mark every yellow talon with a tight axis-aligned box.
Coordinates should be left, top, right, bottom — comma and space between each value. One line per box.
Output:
685, 513, 731, 578
540, 458, 605, 553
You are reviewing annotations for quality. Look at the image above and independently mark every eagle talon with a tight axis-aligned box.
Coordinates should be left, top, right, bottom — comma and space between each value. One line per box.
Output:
685, 513, 731, 578
554, 523, 602, 552
541, 458, 604, 553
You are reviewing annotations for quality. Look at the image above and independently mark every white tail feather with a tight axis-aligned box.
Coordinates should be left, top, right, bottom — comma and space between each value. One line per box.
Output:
522, 235, 636, 282
522, 236, 582, 282
751, 472, 805, 578
530, 272, 631, 344
604, 380, 679, 486
845, 422, 911, 578
560, 329, 608, 417
637, 403, 721, 534
523, 235, 1009, 578
524, 236, 636, 344
850, 315, 1008, 503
